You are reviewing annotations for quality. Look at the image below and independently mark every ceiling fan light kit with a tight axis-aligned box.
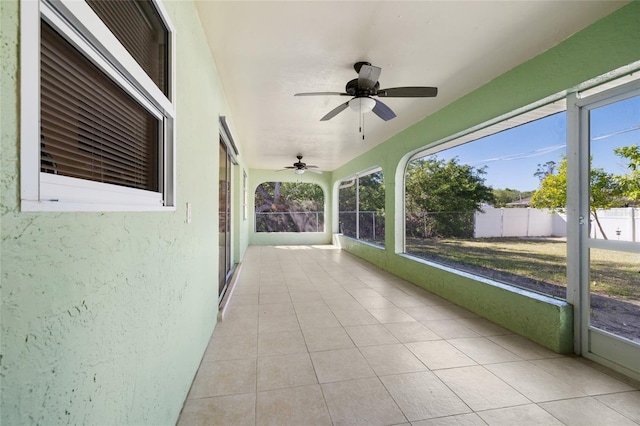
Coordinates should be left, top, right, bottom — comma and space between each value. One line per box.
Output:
295, 61, 438, 122
349, 97, 376, 113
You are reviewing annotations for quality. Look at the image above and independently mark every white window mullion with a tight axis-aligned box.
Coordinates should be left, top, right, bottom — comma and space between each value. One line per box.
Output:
20, 0, 41, 204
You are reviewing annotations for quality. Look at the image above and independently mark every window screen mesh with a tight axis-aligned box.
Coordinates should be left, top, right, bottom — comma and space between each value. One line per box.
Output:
86, 0, 168, 96
40, 21, 159, 191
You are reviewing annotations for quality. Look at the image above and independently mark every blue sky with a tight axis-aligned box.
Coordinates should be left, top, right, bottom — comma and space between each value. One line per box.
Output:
421, 95, 639, 193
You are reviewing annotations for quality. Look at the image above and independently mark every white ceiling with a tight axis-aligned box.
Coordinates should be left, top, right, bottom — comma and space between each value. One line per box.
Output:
195, 1, 627, 173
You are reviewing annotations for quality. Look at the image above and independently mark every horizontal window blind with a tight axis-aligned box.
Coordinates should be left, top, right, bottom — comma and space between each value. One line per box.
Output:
40, 21, 159, 192
86, 0, 168, 96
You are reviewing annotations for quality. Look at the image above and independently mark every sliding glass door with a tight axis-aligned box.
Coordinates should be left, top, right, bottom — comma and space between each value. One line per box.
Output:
219, 139, 232, 302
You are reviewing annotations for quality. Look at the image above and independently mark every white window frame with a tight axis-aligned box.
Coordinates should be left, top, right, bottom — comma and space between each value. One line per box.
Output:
20, 0, 176, 212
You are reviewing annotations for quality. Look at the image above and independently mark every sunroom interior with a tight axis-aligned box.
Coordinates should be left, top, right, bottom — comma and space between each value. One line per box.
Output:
1, 1, 640, 424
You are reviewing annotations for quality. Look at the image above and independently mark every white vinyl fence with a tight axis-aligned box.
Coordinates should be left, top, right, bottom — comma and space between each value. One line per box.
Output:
474, 207, 639, 242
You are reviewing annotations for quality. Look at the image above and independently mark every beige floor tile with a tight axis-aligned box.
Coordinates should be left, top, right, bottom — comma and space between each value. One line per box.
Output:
213, 315, 259, 337
319, 288, 352, 299
337, 278, 368, 289
539, 396, 638, 425
358, 297, 397, 310
435, 366, 530, 411
188, 358, 257, 399
367, 286, 409, 299
233, 284, 259, 295
324, 296, 363, 311
455, 318, 513, 336
310, 348, 375, 383
531, 357, 635, 395
421, 319, 480, 339
344, 324, 400, 347
258, 330, 307, 356
258, 313, 300, 334
259, 292, 291, 305
333, 309, 379, 326
487, 334, 564, 360
380, 371, 471, 421
402, 306, 454, 321
177, 393, 255, 426
595, 391, 640, 422
321, 377, 407, 426
257, 353, 317, 391
224, 304, 261, 316
202, 334, 257, 362
368, 307, 417, 323
230, 294, 259, 306
259, 284, 289, 294
258, 302, 295, 317
485, 361, 585, 402
411, 413, 486, 426
448, 337, 522, 364
405, 341, 476, 370
348, 288, 383, 299
359, 344, 428, 376
256, 384, 331, 426
302, 326, 355, 352
383, 321, 441, 343
477, 403, 563, 425
386, 295, 426, 308
292, 300, 331, 314
289, 291, 324, 304
297, 311, 342, 330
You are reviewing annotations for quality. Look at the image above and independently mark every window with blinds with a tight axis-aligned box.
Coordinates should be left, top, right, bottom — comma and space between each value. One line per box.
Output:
86, 0, 168, 96
40, 21, 159, 192
21, 0, 174, 211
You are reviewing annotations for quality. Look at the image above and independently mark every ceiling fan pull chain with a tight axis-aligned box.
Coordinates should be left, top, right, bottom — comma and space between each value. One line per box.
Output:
362, 113, 365, 141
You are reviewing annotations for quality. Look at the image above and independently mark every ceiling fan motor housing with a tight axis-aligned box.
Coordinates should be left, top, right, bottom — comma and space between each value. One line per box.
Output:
346, 79, 380, 97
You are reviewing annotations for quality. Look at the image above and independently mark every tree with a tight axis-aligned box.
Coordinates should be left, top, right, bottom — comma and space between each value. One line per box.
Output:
492, 188, 535, 207
254, 181, 324, 232
614, 144, 640, 203
534, 160, 557, 181
530, 156, 624, 239
405, 156, 495, 238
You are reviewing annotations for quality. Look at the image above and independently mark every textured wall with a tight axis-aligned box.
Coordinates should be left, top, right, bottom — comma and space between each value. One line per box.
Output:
332, 3, 640, 353
0, 1, 243, 424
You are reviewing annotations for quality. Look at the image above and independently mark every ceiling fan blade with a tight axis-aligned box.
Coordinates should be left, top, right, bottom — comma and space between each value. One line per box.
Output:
372, 99, 396, 121
377, 87, 438, 97
307, 169, 323, 174
358, 64, 381, 90
283, 166, 295, 169
294, 92, 349, 96
320, 102, 349, 121
306, 165, 319, 168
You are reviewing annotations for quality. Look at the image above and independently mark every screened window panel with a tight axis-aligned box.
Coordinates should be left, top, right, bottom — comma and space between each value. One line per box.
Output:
86, 0, 168, 96
40, 21, 159, 191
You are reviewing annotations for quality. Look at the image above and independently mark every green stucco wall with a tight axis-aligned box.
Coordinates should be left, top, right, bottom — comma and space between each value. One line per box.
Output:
0, 1, 249, 424
333, 3, 640, 353
249, 169, 333, 246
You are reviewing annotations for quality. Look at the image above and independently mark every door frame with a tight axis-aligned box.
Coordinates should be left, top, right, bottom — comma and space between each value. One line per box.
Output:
568, 79, 640, 380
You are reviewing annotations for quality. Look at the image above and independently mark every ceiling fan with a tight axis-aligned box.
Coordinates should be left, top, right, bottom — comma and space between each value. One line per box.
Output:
279, 155, 322, 175
295, 61, 438, 121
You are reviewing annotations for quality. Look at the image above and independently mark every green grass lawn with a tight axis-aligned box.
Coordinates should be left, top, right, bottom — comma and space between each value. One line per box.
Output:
406, 237, 640, 302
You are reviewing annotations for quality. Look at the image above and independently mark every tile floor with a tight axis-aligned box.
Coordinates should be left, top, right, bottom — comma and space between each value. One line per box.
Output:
177, 245, 640, 426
